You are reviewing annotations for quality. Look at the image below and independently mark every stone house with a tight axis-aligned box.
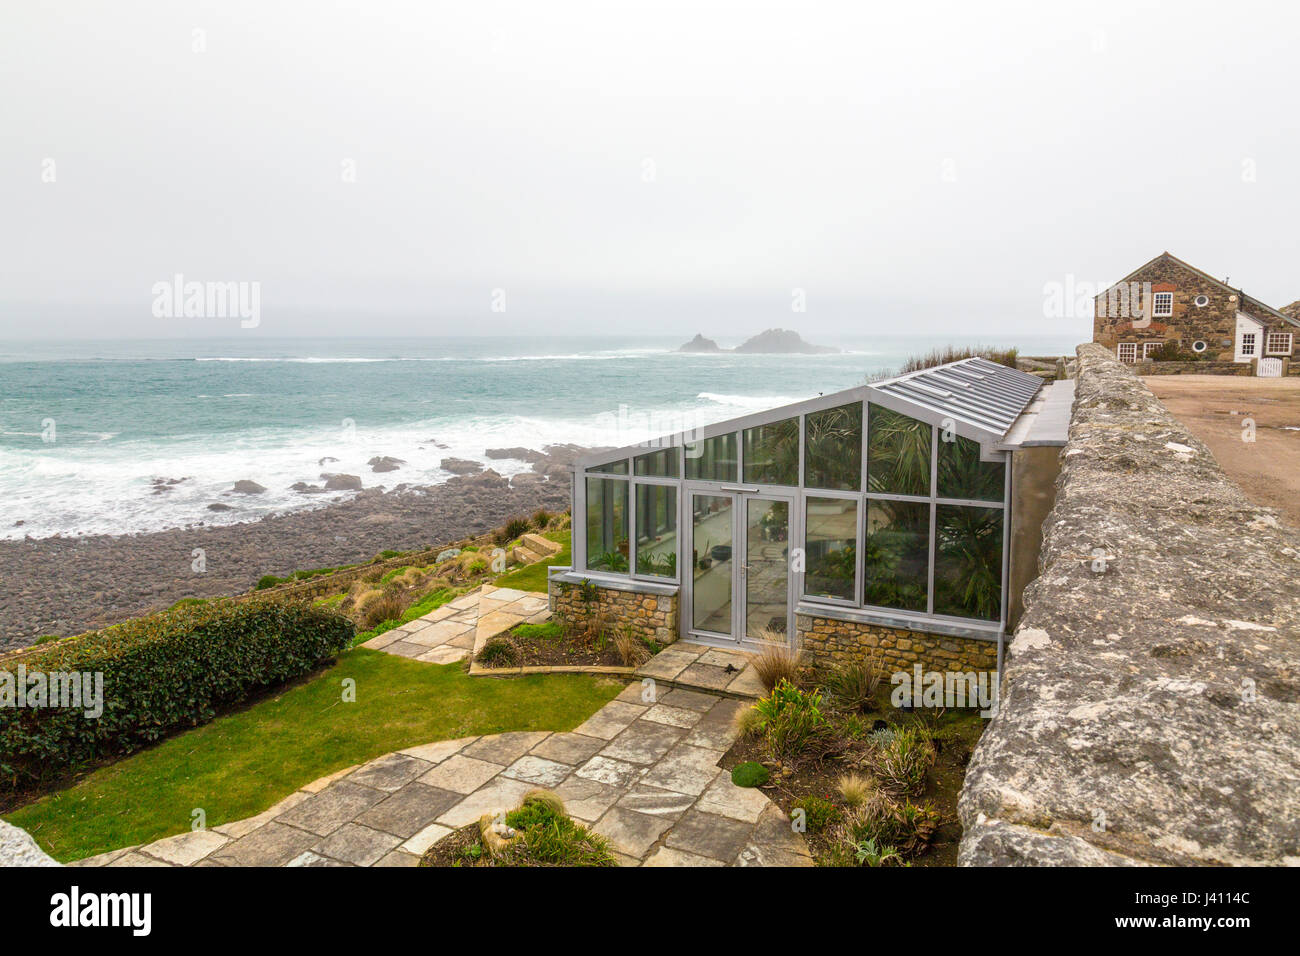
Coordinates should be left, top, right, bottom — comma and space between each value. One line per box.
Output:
1093, 252, 1299, 370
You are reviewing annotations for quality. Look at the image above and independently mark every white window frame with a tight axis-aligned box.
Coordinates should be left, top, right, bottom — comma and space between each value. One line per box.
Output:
1152, 292, 1174, 317
1240, 333, 1257, 357
1142, 341, 1164, 360
1117, 343, 1138, 364
1265, 331, 1293, 355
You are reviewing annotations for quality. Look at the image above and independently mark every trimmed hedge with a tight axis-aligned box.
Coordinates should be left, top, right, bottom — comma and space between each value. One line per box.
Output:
0, 601, 354, 791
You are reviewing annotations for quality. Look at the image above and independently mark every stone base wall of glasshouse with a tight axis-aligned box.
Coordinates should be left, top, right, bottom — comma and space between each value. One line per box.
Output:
550, 579, 680, 646
796, 611, 998, 675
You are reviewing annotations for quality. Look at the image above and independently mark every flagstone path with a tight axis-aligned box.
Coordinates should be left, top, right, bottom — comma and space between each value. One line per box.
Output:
73, 682, 810, 868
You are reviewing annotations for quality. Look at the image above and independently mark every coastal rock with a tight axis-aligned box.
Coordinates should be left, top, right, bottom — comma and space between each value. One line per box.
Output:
440, 457, 483, 475
0, 820, 60, 867
232, 480, 267, 495
321, 474, 363, 491
677, 333, 723, 353
207, 503, 235, 512
485, 447, 545, 462
291, 482, 326, 494
318, 456, 339, 466
368, 456, 405, 473
734, 328, 837, 354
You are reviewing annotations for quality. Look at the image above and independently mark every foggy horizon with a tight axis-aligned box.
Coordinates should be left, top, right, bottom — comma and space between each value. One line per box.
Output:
3, 1, 1298, 342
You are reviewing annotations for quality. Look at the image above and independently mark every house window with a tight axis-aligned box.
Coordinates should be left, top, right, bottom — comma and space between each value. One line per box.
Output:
1194, 294, 1209, 307
1240, 333, 1256, 357
1266, 332, 1293, 355
1152, 292, 1174, 317
1142, 342, 1164, 360
1117, 343, 1138, 363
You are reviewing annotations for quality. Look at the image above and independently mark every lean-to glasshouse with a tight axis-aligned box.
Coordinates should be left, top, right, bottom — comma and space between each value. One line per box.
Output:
549, 357, 1072, 677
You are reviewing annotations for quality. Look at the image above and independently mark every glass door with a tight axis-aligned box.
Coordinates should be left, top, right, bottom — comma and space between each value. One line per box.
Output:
689, 492, 735, 637
743, 497, 791, 642
687, 490, 793, 645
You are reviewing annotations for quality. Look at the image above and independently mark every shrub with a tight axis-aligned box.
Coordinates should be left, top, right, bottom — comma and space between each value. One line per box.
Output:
751, 636, 801, 692
730, 761, 769, 788
256, 574, 282, 590
837, 773, 873, 809
0, 601, 353, 790
821, 659, 881, 713
476, 637, 519, 668
871, 724, 937, 796
496, 517, 531, 545
531, 508, 552, 529
853, 838, 905, 867
792, 795, 842, 833
754, 679, 833, 761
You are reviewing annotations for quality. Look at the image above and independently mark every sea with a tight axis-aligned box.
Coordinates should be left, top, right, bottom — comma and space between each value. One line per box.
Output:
0, 334, 1077, 540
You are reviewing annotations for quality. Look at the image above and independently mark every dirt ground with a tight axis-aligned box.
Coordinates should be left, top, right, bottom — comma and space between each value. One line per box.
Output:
1145, 375, 1300, 528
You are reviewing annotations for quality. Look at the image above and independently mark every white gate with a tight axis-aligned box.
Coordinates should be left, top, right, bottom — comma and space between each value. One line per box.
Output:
1258, 357, 1283, 378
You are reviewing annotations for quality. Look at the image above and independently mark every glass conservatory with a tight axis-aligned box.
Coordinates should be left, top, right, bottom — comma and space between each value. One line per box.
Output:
567, 357, 1046, 650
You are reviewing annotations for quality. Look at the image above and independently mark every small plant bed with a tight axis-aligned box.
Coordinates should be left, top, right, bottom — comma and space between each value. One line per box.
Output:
420, 789, 617, 867
723, 661, 986, 868
475, 617, 663, 671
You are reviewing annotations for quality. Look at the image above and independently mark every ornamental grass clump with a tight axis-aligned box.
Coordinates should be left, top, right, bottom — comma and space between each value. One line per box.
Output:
871, 723, 937, 796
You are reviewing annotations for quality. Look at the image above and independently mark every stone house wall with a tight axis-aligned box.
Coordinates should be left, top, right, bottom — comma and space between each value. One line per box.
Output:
1134, 360, 1256, 376
796, 612, 997, 676
1093, 254, 1298, 361
550, 579, 678, 645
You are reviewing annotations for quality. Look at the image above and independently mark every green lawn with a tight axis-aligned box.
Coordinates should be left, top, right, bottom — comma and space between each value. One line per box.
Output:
5, 647, 620, 862
494, 528, 571, 592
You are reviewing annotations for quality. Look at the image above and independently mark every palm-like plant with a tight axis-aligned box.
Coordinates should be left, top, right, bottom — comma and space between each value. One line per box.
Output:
867, 406, 931, 496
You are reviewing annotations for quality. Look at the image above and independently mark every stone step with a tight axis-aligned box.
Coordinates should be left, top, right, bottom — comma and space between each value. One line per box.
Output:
511, 546, 544, 564
520, 532, 562, 556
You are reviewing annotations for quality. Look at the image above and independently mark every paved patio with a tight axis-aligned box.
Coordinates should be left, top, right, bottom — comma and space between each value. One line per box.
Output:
360, 583, 765, 699
72, 683, 809, 868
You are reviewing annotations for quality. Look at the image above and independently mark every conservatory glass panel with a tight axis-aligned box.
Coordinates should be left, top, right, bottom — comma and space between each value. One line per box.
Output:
585, 477, 628, 572
742, 418, 799, 486
937, 434, 1005, 503
684, 432, 738, 483
692, 494, 734, 632
745, 498, 790, 638
863, 499, 929, 612
868, 404, 931, 496
804, 496, 857, 600
635, 447, 679, 478
804, 403, 862, 491
634, 483, 678, 578
933, 504, 1003, 621
588, 459, 629, 475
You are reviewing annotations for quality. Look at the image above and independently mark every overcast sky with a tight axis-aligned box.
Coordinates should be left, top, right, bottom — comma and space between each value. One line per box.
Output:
1, 0, 1297, 341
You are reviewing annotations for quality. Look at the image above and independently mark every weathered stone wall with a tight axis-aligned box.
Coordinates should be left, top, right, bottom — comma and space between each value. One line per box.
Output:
1134, 359, 1256, 376
550, 579, 678, 645
958, 343, 1300, 867
797, 612, 997, 675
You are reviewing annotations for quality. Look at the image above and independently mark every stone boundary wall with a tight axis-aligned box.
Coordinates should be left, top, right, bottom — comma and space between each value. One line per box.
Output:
550, 580, 679, 646
796, 613, 997, 675
1134, 359, 1255, 376
958, 343, 1300, 866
